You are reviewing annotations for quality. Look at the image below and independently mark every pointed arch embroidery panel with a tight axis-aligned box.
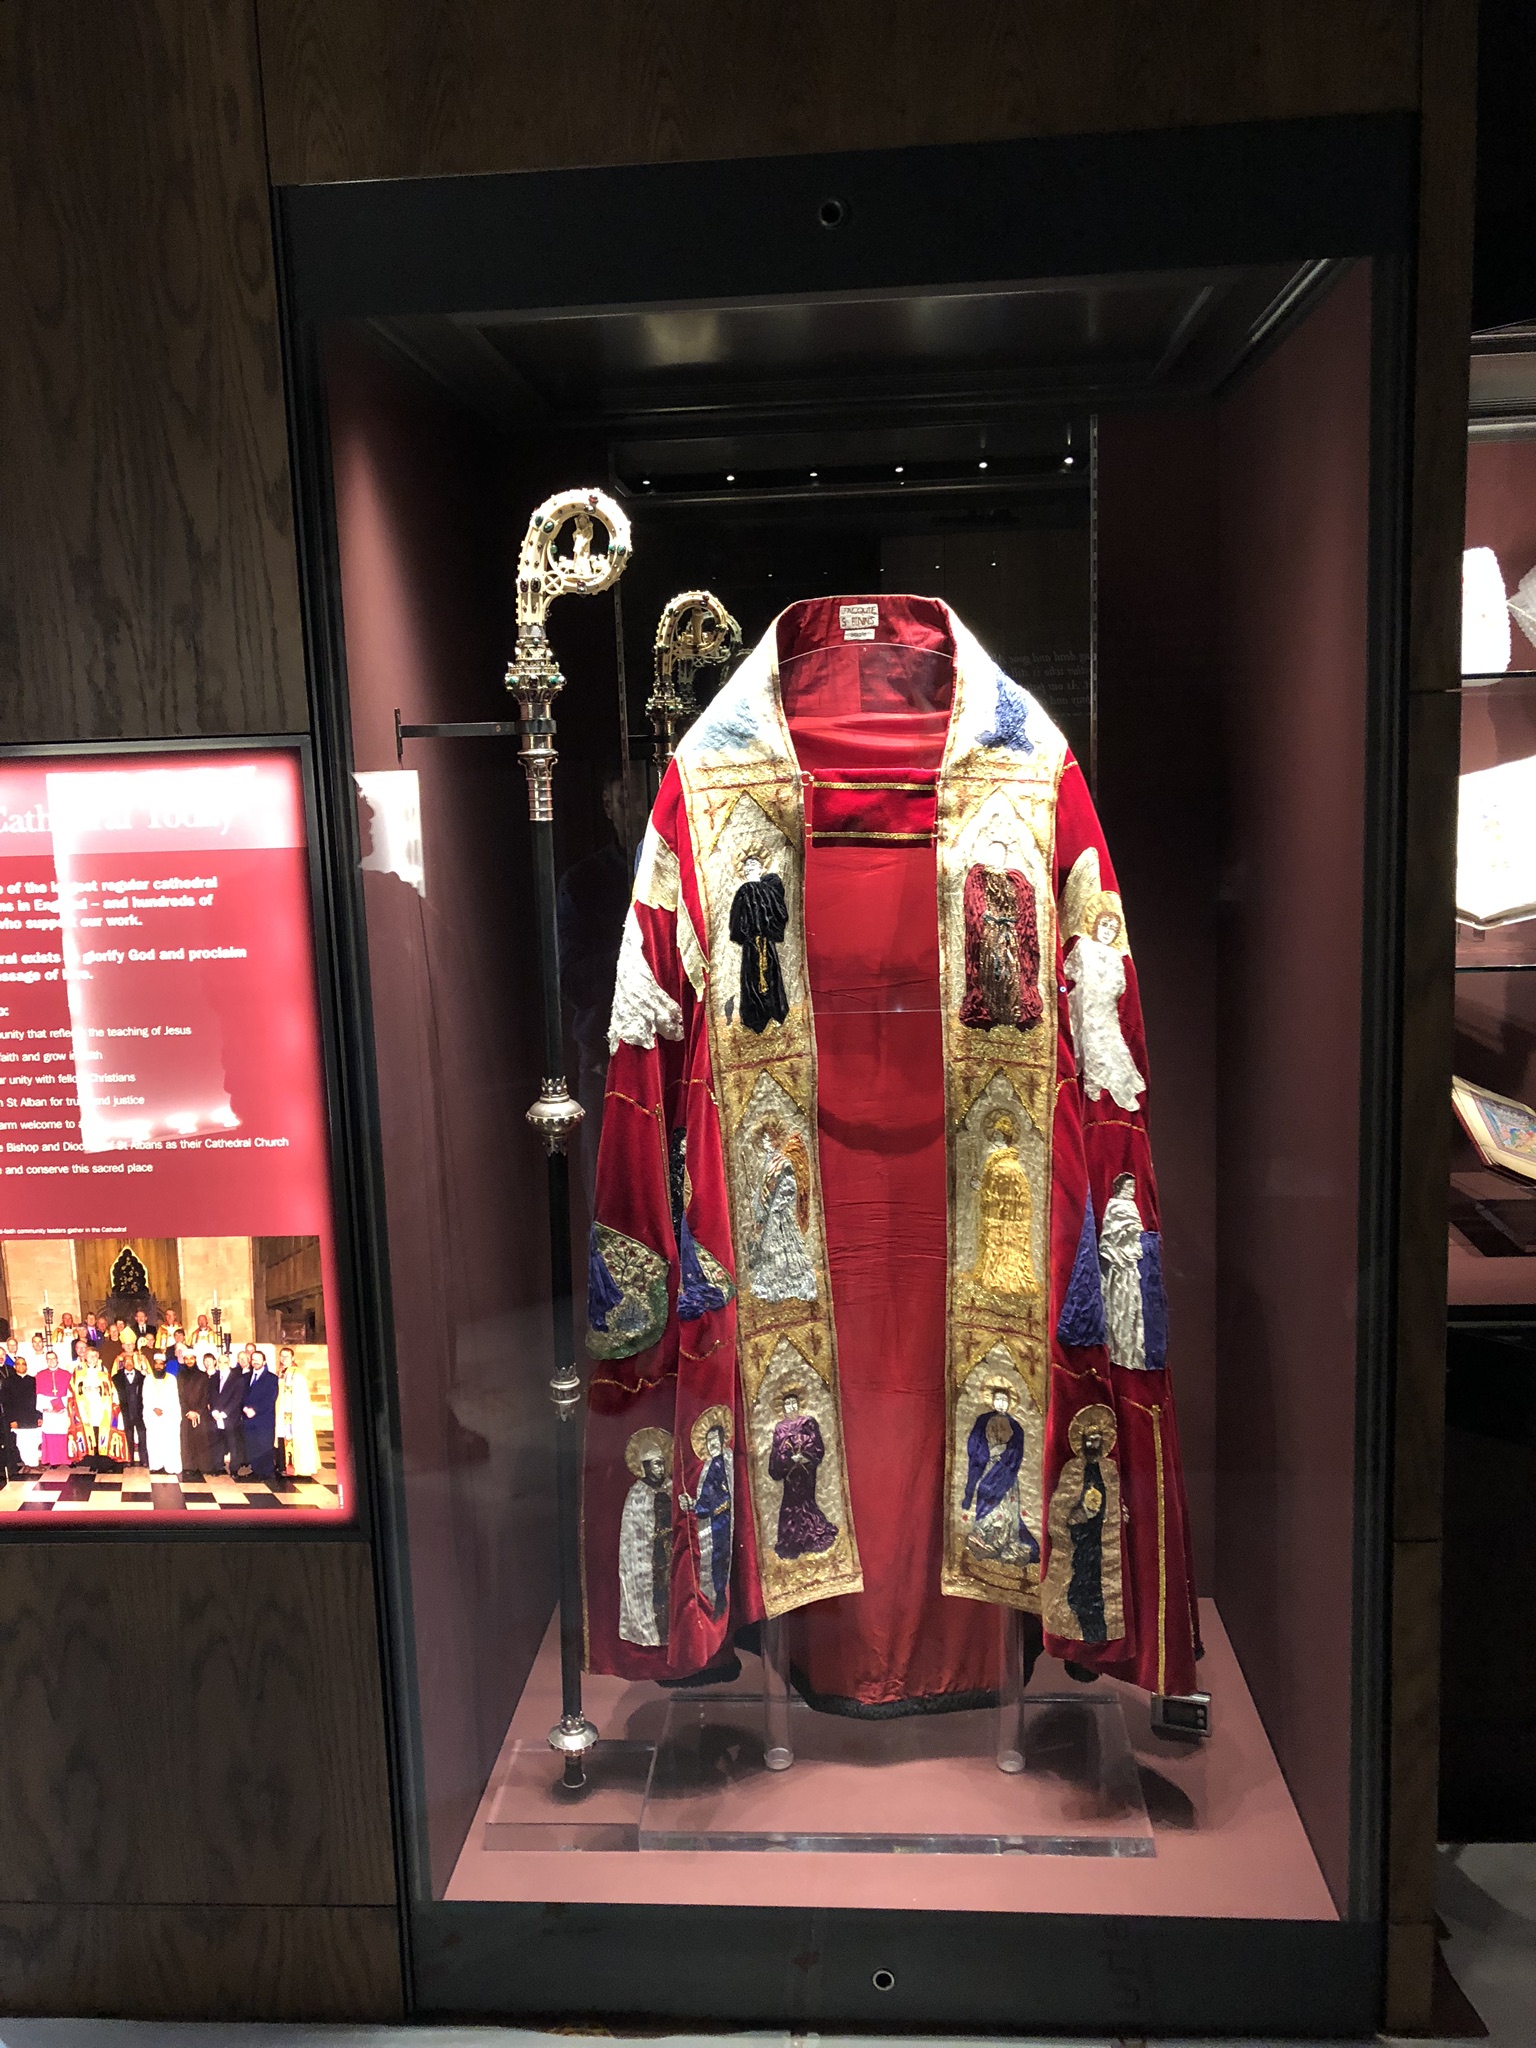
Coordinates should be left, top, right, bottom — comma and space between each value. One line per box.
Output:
674, 640, 863, 1618
937, 641, 1069, 1612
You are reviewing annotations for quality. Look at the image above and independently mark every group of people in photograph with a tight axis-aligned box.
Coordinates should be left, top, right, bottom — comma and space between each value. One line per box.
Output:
0, 1308, 323, 1487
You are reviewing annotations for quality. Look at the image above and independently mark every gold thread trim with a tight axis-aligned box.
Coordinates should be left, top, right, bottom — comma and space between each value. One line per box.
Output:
810, 778, 934, 792
811, 829, 933, 842
1125, 1395, 1167, 1692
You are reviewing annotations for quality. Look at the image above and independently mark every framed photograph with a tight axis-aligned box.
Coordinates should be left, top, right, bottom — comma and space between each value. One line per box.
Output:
1452, 1074, 1536, 1184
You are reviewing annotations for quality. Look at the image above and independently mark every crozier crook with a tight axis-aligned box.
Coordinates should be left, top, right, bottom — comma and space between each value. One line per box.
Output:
648, 588, 742, 767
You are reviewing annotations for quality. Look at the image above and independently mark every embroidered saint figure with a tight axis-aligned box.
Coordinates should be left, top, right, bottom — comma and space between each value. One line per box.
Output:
729, 854, 790, 1032
767, 1387, 839, 1558
961, 1381, 1040, 1567
618, 1426, 673, 1647
668, 1128, 733, 1321
967, 1110, 1038, 1299
680, 1406, 734, 1617
1099, 1173, 1147, 1370
1064, 895, 1146, 1110
747, 1116, 818, 1302
1095, 1173, 1167, 1371
1043, 1404, 1124, 1646
959, 841, 1042, 1030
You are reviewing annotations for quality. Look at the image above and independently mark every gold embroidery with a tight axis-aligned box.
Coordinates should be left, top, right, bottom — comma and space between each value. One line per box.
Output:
677, 613, 1075, 1622
810, 829, 933, 842
811, 778, 933, 791
677, 659, 863, 1619
1126, 1394, 1168, 1694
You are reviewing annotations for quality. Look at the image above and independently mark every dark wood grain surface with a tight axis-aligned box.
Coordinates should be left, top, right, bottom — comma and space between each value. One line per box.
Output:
0, 1542, 396, 1908
256, 0, 1418, 187
0, 1902, 402, 2020
0, 0, 306, 742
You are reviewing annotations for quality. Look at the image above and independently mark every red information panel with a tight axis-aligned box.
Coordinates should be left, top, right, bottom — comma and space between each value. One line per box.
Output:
0, 749, 352, 1523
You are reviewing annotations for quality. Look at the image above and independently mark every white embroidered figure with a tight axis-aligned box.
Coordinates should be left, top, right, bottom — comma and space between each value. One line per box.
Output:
608, 905, 684, 1054
618, 1426, 673, 1646
747, 1116, 818, 1302
1065, 896, 1146, 1111
1097, 1173, 1147, 1371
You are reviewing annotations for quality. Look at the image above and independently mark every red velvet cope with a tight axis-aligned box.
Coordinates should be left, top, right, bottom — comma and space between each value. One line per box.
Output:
777, 597, 1003, 1710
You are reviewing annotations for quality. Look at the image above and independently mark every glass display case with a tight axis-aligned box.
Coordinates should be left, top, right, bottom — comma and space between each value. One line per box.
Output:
279, 126, 1418, 2034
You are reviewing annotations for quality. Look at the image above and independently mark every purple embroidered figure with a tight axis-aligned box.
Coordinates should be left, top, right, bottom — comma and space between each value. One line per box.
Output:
961, 1382, 1040, 1567
767, 1387, 838, 1559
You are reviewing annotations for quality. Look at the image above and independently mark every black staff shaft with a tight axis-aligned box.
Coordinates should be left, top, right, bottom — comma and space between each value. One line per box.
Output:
530, 817, 589, 1787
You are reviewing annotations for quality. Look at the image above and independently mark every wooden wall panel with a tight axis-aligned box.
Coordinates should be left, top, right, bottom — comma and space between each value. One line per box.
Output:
0, 0, 306, 743
256, 0, 1419, 188
0, 1542, 396, 1909
0, 1902, 402, 2020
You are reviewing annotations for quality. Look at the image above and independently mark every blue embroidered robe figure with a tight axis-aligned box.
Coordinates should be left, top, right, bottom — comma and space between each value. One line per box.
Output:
961, 1384, 1040, 1567
728, 855, 790, 1032
1065, 1423, 1111, 1642
747, 1117, 818, 1302
681, 1406, 734, 1617
668, 1128, 733, 1322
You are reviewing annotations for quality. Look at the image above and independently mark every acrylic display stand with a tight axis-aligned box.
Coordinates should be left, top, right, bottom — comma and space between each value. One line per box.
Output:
482, 1609, 1152, 1857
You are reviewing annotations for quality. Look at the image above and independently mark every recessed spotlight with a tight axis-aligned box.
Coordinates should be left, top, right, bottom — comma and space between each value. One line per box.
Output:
895, 465, 905, 474
809, 471, 818, 479
978, 460, 989, 470
726, 473, 736, 482
1064, 455, 1075, 467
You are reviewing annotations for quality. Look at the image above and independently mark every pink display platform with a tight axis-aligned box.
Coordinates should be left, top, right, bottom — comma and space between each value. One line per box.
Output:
446, 1598, 1339, 1920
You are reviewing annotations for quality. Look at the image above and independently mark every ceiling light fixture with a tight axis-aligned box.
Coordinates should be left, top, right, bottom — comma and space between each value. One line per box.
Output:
978, 460, 988, 471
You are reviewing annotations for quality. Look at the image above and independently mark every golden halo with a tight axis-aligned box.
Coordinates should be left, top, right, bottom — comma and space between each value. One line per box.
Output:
778, 1383, 807, 1408
690, 1403, 734, 1459
624, 1425, 674, 1478
979, 1376, 1015, 1408
1085, 890, 1124, 941
1067, 1402, 1118, 1455
986, 1108, 1018, 1145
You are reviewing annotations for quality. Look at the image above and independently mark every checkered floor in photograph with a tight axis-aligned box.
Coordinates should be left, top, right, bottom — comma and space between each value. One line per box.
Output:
0, 1430, 339, 1513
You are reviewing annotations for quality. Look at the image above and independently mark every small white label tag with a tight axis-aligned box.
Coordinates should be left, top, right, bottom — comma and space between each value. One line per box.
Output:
839, 602, 879, 641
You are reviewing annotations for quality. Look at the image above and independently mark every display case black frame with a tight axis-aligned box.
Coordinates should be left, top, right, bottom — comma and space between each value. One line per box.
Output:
275, 114, 1418, 2034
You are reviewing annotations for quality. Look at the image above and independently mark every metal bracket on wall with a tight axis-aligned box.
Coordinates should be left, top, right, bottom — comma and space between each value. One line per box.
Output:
393, 707, 521, 764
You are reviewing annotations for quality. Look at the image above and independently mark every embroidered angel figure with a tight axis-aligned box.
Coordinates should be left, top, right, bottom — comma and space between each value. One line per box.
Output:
967, 1110, 1038, 1299
959, 840, 1043, 1030
747, 1116, 818, 1301
961, 1381, 1040, 1567
728, 854, 790, 1032
1064, 894, 1146, 1110
767, 1387, 838, 1558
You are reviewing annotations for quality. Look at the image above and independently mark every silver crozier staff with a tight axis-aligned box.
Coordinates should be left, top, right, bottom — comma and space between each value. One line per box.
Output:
506, 487, 631, 1789
647, 589, 742, 776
